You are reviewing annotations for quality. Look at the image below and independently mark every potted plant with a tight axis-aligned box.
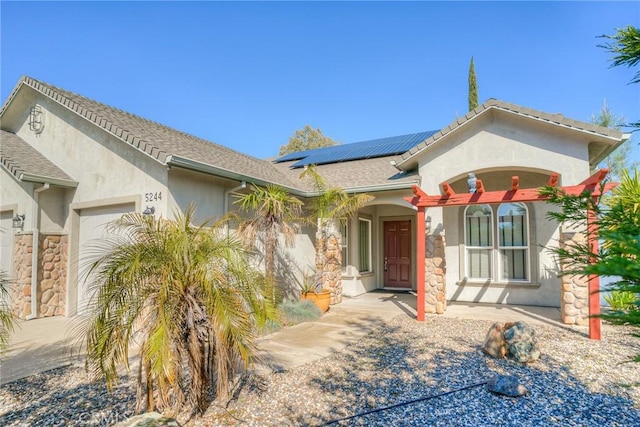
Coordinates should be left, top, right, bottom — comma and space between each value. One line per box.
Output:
299, 274, 331, 313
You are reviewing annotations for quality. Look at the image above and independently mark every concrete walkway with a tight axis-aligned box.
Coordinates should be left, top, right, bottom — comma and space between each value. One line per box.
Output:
1, 291, 569, 385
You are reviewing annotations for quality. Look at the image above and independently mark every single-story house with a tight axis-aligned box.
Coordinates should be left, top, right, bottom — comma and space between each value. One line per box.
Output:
1, 76, 628, 327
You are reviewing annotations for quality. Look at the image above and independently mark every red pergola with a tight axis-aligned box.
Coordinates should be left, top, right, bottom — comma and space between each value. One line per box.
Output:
404, 169, 615, 340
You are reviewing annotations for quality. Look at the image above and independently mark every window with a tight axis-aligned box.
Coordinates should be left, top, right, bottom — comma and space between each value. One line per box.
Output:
341, 223, 348, 270
464, 202, 530, 282
498, 203, 529, 281
358, 218, 372, 273
465, 205, 493, 279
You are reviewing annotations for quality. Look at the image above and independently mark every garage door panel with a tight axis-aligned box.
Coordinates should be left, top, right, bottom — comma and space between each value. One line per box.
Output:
77, 204, 134, 315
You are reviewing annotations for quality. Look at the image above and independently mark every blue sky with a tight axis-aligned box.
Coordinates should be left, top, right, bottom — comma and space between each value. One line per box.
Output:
2, 1, 639, 160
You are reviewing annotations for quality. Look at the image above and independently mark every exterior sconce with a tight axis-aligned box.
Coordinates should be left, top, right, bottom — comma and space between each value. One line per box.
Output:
467, 172, 477, 193
12, 214, 25, 228
28, 105, 45, 134
142, 206, 155, 216
425, 215, 432, 233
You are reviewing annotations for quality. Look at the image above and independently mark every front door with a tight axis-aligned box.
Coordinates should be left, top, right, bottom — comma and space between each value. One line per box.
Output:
383, 220, 412, 289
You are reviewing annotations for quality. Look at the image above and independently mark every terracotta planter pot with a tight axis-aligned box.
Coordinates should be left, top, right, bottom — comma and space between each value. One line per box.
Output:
301, 289, 331, 313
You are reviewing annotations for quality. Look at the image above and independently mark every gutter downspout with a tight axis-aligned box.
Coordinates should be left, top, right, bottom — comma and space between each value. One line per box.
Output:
26, 183, 50, 320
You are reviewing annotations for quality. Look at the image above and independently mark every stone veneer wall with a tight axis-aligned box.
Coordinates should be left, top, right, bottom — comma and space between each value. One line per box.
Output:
424, 235, 446, 314
11, 233, 33, 319
321, 231, 343, 305
37, 234, 68, 317
559, 231, 589, 326
10, 233, 68, 319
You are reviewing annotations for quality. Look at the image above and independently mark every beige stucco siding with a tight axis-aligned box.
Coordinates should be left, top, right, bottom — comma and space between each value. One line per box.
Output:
418, 113, 590, 195
10, 92, 169, 224
167, 168, 228, 223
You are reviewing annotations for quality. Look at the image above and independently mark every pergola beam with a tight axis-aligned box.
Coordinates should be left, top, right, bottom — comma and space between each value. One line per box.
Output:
406, 169, 613, 340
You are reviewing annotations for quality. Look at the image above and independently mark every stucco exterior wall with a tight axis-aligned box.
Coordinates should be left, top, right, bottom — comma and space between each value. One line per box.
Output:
418, 112, 591, 195
10, 90, 169, 225
167, 168, 228, 223
417, 112, 593, 308
1, 171, 35, 230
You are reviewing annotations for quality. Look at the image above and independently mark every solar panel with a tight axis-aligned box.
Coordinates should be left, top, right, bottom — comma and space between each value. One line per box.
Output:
274, 130, 438, 168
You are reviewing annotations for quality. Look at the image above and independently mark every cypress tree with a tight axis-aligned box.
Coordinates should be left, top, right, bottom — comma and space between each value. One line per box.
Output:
468, 57, 478, 111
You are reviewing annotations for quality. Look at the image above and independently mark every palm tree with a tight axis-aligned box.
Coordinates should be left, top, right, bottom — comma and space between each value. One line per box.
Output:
300, 166, 374, 302
0, 270, 16, 354
82, 206, 276, 415
234, 184, 303, 301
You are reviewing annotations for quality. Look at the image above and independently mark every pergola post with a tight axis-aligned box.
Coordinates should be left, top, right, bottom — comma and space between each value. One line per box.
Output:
587, 202, 601, 340
416, 206, 426, 321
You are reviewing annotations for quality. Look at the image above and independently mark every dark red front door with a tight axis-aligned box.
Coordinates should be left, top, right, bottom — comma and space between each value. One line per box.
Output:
384, 220, 412, 288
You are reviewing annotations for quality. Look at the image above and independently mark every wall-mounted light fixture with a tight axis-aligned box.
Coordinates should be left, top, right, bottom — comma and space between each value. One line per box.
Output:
467, 172, 477, 193
425, 215, 432, 233
28, 105, 45, 134
142, 206, 155, 216
12, 214, 25, 229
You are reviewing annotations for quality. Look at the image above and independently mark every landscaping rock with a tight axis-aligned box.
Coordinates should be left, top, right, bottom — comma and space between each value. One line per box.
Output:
487, 374, 528, 397
481, 322, 508, 359
504, 321, 540, 363
114, 412, 181, 427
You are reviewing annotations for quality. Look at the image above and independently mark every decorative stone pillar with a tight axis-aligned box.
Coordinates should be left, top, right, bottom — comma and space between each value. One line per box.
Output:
323, 230, 343, 305
559, 231, 589, 326
37, 234, 68, 317
11, 233, 33, 319
425, 235, 446, 314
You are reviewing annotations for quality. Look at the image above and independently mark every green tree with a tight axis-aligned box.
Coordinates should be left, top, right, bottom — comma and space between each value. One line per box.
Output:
542, 168, 640, 360
468, 56, 478, 111
598, 25, 640, 128
0, 270, 16, 354
234, 184, 303, 300
83, 206, 276, 414
592, 99, 638, 180
299, 166, 374, 296
279, 125, 339, 156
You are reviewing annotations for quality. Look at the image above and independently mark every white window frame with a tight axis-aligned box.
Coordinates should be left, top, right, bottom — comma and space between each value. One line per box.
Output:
463, 203, 532, 284
497, 203, 530, 283
464, 204, 494, 281
341, 223, 348, 271
358, 218, 372, 273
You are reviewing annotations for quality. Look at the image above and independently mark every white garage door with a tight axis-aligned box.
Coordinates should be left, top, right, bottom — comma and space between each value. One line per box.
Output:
0, 211, 14, 277
77, 203, 134, 315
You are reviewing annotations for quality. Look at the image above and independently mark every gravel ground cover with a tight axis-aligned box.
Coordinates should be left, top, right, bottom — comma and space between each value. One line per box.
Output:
1, 315, 639, 426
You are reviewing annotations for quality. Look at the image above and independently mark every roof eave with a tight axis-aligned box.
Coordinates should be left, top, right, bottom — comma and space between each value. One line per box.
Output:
19, 172, 78, 188
166, 154, 307, 196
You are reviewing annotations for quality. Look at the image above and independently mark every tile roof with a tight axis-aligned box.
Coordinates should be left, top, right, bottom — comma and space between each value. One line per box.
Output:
2, 76, 301, 191
0, 130, 77, 187
395, 99, 625, 170
271, 155, 420, 193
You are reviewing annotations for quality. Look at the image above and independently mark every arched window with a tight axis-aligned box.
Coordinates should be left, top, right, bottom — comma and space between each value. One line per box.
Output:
497, 203, 529, 281
464, 202, 531, 282
465, 204, 493, 279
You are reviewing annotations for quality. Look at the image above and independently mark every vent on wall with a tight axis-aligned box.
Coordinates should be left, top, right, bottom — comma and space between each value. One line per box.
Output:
28, 105, 45, 135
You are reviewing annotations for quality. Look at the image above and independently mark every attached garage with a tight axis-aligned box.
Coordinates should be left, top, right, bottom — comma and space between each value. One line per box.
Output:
76, 203, 135, 315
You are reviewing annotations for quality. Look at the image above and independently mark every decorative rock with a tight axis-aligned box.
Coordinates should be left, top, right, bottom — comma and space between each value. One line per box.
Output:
503, 321, 540, 363
482, 322, 507, 359
486, 374, 528, 397
114, 412, 181, 427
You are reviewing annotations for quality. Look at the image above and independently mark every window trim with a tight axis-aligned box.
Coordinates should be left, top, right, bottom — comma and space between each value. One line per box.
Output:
463, 203, 533, 284
341, 223, 349, 272
358, 217, 372, 273
497, 202, 530, 282
464, 204, 494, 281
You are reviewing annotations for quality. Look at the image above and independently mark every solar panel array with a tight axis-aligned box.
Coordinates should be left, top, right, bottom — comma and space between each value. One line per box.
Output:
274, 130, 439, 168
